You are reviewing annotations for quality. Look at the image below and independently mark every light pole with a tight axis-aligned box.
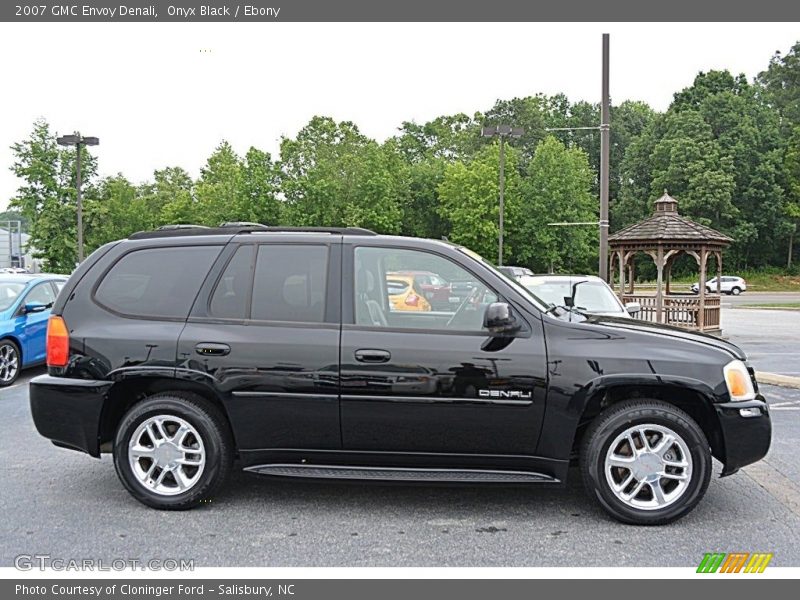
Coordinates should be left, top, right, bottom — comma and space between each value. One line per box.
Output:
481, 124, 524, 266
57, 132, 99, 263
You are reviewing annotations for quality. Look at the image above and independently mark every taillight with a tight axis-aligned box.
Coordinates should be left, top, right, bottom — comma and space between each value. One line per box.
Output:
46, 316, 69, 367
405, 294, 419, 306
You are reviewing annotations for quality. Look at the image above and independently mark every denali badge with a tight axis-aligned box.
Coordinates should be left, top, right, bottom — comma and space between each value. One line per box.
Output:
479, 390, 532, 399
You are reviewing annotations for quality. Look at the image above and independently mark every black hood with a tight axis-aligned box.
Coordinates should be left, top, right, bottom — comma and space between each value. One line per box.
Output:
572, 313, 746, 360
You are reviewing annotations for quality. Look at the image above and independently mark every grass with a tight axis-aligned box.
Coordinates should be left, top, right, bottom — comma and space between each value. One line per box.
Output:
637, 270, 800, 292
737, 302, 800, 310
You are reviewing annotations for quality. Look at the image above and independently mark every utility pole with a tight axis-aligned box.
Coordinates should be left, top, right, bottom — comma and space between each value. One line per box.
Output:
498, 135, 505, 266
481, 124, 525, 266
57, 132, 99, 264
599, 33, 611, 281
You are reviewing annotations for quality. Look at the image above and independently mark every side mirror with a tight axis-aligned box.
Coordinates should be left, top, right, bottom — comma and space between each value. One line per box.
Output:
23, 302, 49, 314
483, 302, 520, 336
625, 301, 641, 316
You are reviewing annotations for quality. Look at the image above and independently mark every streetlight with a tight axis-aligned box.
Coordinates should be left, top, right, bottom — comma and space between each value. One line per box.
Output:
481, 124, 524, 266
57, 132, 99, 263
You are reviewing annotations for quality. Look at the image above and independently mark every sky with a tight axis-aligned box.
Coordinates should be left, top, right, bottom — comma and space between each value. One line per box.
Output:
0, 22, 798, 211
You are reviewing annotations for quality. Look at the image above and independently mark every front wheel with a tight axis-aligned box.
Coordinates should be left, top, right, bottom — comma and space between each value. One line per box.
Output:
580, 399, 711, 525
113, 392, 233, 510
0, 339, 21, 387
731, 287, 741, 296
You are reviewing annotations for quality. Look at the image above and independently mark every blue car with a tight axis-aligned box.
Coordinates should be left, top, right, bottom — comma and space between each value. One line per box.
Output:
0, 274, 67, 387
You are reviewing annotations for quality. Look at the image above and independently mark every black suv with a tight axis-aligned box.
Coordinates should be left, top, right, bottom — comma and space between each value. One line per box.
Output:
29, 225, 771, 524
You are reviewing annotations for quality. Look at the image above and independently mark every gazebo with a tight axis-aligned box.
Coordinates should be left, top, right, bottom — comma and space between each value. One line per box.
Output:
608, 191, 733, 334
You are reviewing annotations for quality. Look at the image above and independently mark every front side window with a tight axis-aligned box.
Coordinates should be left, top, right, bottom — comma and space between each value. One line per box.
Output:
25, 282, 56, 307
250, 245, 328, 323
95, 246, 221, 319
354, 247, 497, 331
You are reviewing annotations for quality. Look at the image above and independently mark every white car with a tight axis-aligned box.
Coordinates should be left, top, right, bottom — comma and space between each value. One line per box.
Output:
0, 267, 28, 274
691, 276, 746, 295
517, 274, 640, 318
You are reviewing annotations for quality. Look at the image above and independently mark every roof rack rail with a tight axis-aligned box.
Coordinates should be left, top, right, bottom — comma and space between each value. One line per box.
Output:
157, 224, 210, 230
128, 224, 377, 240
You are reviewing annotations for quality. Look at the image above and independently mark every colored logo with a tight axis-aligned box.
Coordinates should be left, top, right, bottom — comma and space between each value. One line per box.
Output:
697, 552, 773, 573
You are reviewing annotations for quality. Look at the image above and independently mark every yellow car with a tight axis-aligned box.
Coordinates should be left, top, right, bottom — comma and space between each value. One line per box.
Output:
386, 274, 431, 312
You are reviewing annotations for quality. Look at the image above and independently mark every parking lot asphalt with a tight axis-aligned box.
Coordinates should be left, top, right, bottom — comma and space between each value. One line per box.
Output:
2, 368, 799, 568
723, 307, 800, 376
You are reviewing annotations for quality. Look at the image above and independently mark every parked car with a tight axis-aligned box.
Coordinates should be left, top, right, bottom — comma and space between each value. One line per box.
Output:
385, 274, 432, 312
30, 225, 770, 524
498, 265, 533, 280
1, 267, 29, 274
0, 273, 67, 386
691, 276, 746, 295
519, 274, 640, 318
392, 270, 454, 310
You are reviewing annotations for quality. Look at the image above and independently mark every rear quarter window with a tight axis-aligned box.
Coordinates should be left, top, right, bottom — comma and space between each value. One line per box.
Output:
94, 246, 222, 319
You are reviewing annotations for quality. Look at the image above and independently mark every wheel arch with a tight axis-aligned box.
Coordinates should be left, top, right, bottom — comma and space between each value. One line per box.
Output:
98, 375, 238, 455
570, 377, 725, 465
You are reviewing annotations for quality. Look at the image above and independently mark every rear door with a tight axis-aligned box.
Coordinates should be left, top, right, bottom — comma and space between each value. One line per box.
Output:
340, 243, 548, 457
178, 237, 342, 453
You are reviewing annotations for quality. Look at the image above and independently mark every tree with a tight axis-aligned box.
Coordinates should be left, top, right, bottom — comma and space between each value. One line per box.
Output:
514, 137, 597, 273
784, 126, 800, 268
758, 41, 800, 127
280, 116, 405, 232
9, 119, 98, 272
437, 143, 522, 262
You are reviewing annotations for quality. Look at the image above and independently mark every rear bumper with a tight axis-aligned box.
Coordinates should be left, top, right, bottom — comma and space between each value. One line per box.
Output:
715, 395, 771, 476
29, 375, 112, 457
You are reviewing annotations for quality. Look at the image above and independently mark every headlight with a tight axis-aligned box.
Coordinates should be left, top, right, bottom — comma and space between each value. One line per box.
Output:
723, 360, 756, 401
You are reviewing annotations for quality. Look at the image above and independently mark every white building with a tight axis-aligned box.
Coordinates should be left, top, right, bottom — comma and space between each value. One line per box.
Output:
0, 224, 40, 272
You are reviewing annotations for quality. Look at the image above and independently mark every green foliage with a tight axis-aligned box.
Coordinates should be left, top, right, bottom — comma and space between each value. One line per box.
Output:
9, 119, 97, 272
7, 40, 800, 277
514, 137, 597, 273
438, 142, 522, 262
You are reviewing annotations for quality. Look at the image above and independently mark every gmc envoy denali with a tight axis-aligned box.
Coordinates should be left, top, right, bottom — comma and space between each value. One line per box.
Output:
29, 225, 771, 524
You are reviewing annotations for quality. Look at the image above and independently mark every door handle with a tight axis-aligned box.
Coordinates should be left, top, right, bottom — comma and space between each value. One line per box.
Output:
354, 349, 391, 363
195, 343, 231, 357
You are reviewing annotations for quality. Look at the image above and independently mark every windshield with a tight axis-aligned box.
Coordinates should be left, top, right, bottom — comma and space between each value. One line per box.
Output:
0, 282, 26, 311
521, 278, 624, 313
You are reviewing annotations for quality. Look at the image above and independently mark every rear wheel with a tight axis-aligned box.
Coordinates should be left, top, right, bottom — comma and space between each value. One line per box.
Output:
0, 339, 21, 387
580, 399, 711, 525
113, 392, 233, 510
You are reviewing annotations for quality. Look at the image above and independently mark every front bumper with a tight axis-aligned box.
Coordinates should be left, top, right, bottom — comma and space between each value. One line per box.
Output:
29, 375, 113, 457
715, 394, 771, 476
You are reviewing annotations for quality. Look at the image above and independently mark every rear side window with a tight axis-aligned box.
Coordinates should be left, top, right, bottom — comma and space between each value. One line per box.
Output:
251, 245, 328, 323
209, 245, 255, 319
94, 246, 221, 319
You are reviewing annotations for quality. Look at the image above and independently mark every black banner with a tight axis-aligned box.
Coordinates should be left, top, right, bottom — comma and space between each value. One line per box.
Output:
2, 0, 800, 22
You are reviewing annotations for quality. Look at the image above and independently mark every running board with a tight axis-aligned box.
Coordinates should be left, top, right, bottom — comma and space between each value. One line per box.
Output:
244, 463, 559, 483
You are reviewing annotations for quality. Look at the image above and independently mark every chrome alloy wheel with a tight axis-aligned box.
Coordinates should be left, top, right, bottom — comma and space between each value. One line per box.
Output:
604, 423, 693, 510
0, 343, 19, 384
128, 415, 206, 496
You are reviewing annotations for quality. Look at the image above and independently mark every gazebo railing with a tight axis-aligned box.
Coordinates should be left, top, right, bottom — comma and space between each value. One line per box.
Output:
621, 294, 721, 332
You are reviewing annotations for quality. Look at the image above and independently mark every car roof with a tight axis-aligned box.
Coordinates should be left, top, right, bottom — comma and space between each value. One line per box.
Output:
0, 273, 67, 284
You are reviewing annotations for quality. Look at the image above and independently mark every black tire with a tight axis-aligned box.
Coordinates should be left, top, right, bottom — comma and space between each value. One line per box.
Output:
113, 392, 233, 510
731, 287, 741, 296
580, 399, 711, 525
0, 339, 21, 387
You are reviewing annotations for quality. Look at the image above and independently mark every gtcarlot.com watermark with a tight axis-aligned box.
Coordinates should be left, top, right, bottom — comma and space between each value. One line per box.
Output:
14, 554, 194, 571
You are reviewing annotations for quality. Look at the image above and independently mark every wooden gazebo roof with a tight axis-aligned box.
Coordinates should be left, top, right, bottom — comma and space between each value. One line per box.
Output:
609, 191, 732, 248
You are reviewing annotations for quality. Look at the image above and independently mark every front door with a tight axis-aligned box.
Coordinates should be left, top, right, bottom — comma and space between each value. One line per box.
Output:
19, 281, 56, 364
340, 244, 547, 456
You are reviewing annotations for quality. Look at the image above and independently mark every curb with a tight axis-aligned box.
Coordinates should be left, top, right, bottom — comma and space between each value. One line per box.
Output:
756, 372, 800, 390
